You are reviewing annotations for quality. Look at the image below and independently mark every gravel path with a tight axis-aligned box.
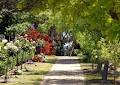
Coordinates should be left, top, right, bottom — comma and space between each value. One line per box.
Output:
41, 56, 85, 85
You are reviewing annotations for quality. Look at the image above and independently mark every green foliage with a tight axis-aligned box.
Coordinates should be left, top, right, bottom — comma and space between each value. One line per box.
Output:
108, 40, 120, 66
14, 12, 36, 23
6, 22, 31, 35
77, 31, 96, 54
76, 31, 97, 62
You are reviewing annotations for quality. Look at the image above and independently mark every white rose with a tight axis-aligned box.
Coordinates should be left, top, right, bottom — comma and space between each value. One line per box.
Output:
15, 40, 20, 44
20, 36, 23, 38
95, 55, 98, 58
6, 42, 14, 47
2, 39, 8, 44
4, 46, 8, 50
31, 46, 35, 49
24, 34, 28, 37
13, 46, 19, 51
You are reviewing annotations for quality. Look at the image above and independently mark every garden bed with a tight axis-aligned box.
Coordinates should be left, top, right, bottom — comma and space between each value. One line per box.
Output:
0, 56, 56, 85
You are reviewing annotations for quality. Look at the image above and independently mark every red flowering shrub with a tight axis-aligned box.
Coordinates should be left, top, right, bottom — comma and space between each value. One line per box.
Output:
25, 29, 41, 41
41, 41, 55, 55
42, 34, 52, 43
24, 28, 55, 55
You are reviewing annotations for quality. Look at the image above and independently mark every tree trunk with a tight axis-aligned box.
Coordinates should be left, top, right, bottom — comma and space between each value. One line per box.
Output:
102, 61, 109, 82
16, 53, 18, 70
114, 69, 116, 85
113, 65, 117, 85
92, 63, 94, 70
21, 51, 24, 70
96, 61, 102, 73
4, 57, 9, 83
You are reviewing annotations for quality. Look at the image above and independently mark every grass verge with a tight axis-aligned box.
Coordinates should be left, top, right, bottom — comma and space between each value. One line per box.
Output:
80, 63, 120, 85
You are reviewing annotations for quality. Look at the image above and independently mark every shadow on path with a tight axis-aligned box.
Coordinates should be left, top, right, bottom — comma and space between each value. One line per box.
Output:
41, 56, 85, 85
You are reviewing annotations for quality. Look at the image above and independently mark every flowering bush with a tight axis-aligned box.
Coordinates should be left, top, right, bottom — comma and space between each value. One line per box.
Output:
42, 34, 52, 43
0, 36, 36, 78
4, 41, 19, 56
24, 28, 55, 55
41, 42, 55, 55
25, 29, 41, 41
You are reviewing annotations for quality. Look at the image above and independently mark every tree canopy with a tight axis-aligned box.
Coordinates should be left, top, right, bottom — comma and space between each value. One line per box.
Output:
16, 0, 120, 41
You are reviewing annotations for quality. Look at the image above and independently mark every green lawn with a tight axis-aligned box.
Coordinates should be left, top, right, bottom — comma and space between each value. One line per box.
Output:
0, 56, 56, 85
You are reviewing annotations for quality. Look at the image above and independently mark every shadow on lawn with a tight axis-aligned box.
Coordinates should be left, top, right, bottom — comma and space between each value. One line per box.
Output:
31, 78, 42, 85
32, 81, 40, 85
25, 70, 49, 75
85, 79, 120, 85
